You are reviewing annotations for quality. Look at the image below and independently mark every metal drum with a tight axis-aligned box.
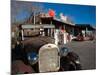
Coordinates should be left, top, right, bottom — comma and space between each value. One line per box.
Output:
39, 44, 60, 72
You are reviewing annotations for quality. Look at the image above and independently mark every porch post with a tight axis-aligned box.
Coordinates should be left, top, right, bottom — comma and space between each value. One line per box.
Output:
85, 27, 88, 37
63, 25, 67, 44
54, 30, 58, 45
72, 28, 74, 36
21, 29, 24, 41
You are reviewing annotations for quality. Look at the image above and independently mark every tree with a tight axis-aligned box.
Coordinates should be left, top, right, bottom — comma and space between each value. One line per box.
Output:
11, 1, 44, 24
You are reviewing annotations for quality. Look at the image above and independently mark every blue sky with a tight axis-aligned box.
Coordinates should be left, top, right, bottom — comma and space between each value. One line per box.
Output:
13, 1, 96, 26
41, 2, 96, 26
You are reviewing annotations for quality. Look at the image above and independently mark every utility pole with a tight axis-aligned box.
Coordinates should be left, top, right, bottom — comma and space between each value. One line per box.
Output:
34, 11, 36, 31
34, 11, 35, 25
32, 6, 36, 31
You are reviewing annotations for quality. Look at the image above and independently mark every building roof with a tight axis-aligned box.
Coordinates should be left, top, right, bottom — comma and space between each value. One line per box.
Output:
75, 24, 96, 30
54, 17, 75, 26
40, 17, 75, 28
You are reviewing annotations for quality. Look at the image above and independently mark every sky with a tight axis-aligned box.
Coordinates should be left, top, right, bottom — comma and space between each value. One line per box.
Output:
11, 1, 96, 26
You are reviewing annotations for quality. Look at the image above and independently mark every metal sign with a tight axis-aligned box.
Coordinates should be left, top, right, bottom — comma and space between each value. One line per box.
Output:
22, 24, 55, 29
39, 44, 60, 72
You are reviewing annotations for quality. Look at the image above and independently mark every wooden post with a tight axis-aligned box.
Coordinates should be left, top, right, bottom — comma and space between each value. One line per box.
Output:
63, 25, 67, 44
85, 27, 88, 37
54, 30, 59, 45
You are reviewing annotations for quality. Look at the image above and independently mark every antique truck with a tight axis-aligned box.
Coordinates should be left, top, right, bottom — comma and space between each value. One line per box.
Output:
11, 25, 82, 74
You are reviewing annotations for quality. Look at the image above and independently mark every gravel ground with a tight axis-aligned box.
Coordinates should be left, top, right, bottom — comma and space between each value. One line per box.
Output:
65, 41, 96, 70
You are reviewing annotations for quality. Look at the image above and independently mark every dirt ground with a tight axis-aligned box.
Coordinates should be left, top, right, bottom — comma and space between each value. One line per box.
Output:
66, 41, 96, 70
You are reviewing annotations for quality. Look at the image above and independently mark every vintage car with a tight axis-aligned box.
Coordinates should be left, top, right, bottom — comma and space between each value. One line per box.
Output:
11, 25, 82, 74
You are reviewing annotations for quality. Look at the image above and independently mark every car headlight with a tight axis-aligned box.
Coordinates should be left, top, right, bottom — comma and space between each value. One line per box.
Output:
60, 47, 69, 56
75, 60, 80, 64
27, 52, 38, 65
